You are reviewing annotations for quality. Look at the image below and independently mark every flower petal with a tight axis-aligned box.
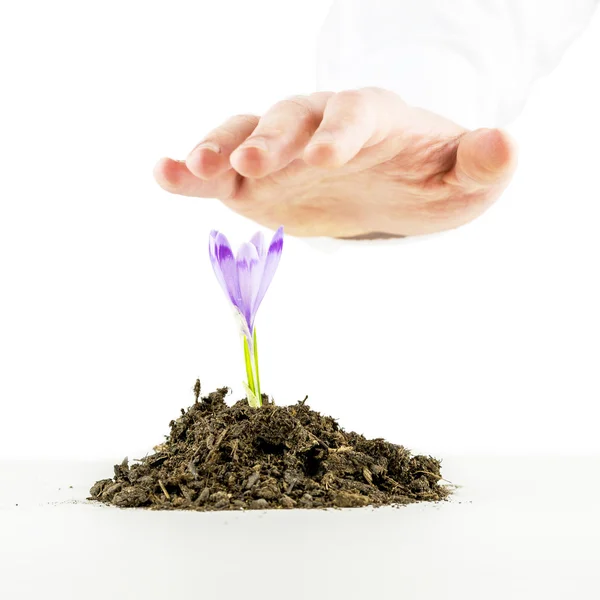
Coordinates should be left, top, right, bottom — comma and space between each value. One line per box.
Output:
213, 232, 241, 309
249, 232, 267, 301
250, 231, 266, 259
236, 242, 260, 332
252, 226, 284, 321
209, 231, 228, 297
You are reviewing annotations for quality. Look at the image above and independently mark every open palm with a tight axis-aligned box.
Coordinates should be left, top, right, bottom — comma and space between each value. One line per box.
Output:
154, 87, 517, 238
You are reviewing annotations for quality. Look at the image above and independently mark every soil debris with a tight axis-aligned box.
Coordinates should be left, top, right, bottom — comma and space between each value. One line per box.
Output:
89, 384, 450, 511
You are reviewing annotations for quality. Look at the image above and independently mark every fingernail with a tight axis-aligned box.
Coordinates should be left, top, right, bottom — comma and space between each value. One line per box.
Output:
239, 137, 269, 152
194, 142, 221, 154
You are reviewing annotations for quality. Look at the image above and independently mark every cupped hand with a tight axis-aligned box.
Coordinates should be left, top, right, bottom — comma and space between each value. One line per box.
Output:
154, 87, 517, 238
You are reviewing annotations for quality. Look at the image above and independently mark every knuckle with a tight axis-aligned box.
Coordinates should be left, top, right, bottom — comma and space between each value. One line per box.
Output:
330, 90, 372, 123
360, 86, 389, 98
277, 96, 316, 120
334, 89, 368, 107
251, 125, 286, 139
309, 90, 335, 102
206, 128, 235, 144
231, 113, 260, 128
210, 114, 258, 142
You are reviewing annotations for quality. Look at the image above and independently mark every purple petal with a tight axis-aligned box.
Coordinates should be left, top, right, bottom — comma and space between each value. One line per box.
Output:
249, 232, 267, 292
236, 242, 260, 333
252, 226, 283, 322
208, 232, 228, 298
212, 232, 241, 309
250, 231, 266, 259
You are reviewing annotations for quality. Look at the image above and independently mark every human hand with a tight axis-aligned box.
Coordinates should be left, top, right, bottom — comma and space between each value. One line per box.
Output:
154, 87, 517, 238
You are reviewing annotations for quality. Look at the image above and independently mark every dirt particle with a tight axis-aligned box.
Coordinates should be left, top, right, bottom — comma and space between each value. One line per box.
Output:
112, 487, 149, 508
209, 491, 229, 504
299, 493, 314, 508
101, 482, 123, 501
245, 472, 261, 489
280, 495, 296, 509
213, 497, 230, 510
333, 491, 370, 508
89, 479, 112, 498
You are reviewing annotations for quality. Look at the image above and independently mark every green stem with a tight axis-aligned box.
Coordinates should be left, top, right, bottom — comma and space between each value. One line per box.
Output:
253, 328, 262, 407
243, 336, 255, 396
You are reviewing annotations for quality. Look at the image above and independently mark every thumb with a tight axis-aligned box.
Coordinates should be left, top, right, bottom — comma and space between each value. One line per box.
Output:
453, 128, 518, 188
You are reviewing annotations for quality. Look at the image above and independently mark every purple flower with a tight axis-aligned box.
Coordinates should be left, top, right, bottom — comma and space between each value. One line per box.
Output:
209, 226, 284, 340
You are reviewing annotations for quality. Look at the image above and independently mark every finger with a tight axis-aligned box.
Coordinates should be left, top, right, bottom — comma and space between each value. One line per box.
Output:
186, 114, 259, 180
153, 157, 239, 199
304, 88, 398, 169
229, 93, 331, 178
451, 128, 518, 188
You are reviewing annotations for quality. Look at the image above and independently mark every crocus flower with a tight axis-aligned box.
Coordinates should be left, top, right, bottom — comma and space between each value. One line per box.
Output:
208, 226, 284, 407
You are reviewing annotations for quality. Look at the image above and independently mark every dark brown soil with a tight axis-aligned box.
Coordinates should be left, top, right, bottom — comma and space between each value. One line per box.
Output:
89, 383, 450, 511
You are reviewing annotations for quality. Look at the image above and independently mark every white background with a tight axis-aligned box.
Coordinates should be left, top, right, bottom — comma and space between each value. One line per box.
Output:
0, 1, 599, 461
3, 456, 600, 599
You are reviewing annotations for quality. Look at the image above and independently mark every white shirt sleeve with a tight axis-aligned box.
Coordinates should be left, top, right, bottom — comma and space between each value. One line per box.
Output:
317, 0, 598, 129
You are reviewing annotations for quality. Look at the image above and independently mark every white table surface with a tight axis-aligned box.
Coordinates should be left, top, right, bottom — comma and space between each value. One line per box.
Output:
1, 456, 599, 599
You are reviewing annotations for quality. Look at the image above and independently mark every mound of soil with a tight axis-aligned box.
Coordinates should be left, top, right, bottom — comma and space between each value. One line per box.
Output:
89, 383, 450, 511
